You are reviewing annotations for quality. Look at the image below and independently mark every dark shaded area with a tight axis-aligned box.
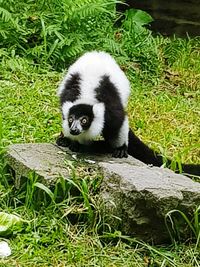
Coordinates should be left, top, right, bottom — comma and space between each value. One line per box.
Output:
121, 196, 170, 244
117, 0, 200, 37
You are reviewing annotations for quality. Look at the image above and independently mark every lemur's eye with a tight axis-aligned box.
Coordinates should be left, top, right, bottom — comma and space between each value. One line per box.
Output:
68, 117, 73, 123
81, 117, 88, 125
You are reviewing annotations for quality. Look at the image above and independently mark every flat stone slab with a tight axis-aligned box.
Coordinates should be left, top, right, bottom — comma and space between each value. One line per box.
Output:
100, 162, 200, 243
5, 143, 200, 243
6, 143, 144, 185
6, 143, 71, 185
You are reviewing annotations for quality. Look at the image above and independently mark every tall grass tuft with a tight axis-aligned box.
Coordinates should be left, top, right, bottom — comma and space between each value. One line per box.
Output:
165, 206, 200, 247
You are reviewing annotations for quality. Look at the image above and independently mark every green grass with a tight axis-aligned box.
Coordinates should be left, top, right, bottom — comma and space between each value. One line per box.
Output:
1, 44, 199, 164
128, 85, 200, 164
0, 0, 200, 265
0, 43, 200, 265
127, 37, 200, 165
1, 231, 199, 266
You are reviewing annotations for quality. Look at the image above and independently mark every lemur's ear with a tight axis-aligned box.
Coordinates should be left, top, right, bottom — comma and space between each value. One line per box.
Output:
61, 102, 73, 119
93, 103, 105, 118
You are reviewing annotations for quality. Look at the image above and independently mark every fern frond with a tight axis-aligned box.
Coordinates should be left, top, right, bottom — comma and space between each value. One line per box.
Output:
102, 37, 122, 54
70, 1, 116, 21
0, 7, 13, 22
0, 28, 9, 39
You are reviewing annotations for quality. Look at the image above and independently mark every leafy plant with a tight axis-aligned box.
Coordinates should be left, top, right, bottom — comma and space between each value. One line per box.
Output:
0, 212, 28, 236
0, 0, 117, 67
165, 206, 200, 247
0, 0, 200, 265
0, 0, 160, 79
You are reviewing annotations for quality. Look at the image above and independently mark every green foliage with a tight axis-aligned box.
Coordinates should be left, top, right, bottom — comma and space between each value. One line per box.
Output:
0, 0, 200, 265
1, 160, 200, 266
0, 0, 115, 67
0, 158, 103, 229
165, 206, 200, 246
0, 0, 161, 77
0, 212, 27, 236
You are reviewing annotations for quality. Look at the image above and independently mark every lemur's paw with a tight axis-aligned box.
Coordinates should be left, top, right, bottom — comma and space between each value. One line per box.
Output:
112, 145, 128, 158
56, 132, 71, 147
69, 141, 80, 152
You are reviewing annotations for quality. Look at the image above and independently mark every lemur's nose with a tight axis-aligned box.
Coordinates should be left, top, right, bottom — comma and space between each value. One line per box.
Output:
70, 128, 80, 135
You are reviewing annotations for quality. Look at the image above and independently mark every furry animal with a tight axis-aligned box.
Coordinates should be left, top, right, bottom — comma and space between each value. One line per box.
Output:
57, 51, 130, 158
57, 51, 200, 176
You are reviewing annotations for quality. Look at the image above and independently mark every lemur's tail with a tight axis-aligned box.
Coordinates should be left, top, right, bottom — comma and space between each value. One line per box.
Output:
128, 129, 200, 176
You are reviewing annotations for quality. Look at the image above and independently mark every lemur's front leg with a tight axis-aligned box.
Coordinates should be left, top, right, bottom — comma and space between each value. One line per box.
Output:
56, 132, 80, 152
109, 116, 129, 158
69, 140, 80, 152
112, 144, 128, 158
56, 132, 71, 147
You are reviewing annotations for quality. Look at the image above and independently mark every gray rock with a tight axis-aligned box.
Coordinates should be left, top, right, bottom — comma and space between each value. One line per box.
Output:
5, 143, 200, 243
6, 143, 143, 186
6, 143, 71, 187
100, 162, 200, 243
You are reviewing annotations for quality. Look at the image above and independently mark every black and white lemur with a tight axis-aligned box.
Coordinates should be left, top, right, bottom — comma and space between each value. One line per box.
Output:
56, 51, 200, 176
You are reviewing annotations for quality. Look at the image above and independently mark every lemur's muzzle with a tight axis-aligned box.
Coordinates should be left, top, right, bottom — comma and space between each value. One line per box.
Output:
70, 128, 80, 135
70, 120, 82, 135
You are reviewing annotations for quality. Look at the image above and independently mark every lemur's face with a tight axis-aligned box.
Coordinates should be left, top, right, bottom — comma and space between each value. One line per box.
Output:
68, 114, 91, 135
68, 104, 94, 136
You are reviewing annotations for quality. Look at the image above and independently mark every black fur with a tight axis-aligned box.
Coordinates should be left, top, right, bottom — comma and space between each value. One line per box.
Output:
128, 129, 200, 176
69, 140, 80, 152
68, 104, 94, 130
181, 164, 200, 176
60, 73, 81, 105
69, 104, 94, 120
128, 129, 164, 166
56, 129, 200, 176
56, 132, 71, 147
113, 144, 128, 158
56, 130, 200, 176
95, 75, 125, 142
94, 75, 128, 157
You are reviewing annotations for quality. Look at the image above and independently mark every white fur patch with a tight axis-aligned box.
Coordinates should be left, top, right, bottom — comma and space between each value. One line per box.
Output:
88, 102, 105, 138
62, 101, 73, 120
62, 101, 73, 138
58, 51, 130, 107
62, 119, 70, 137
73, 98, 97, 106
111, 115, 129, 148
